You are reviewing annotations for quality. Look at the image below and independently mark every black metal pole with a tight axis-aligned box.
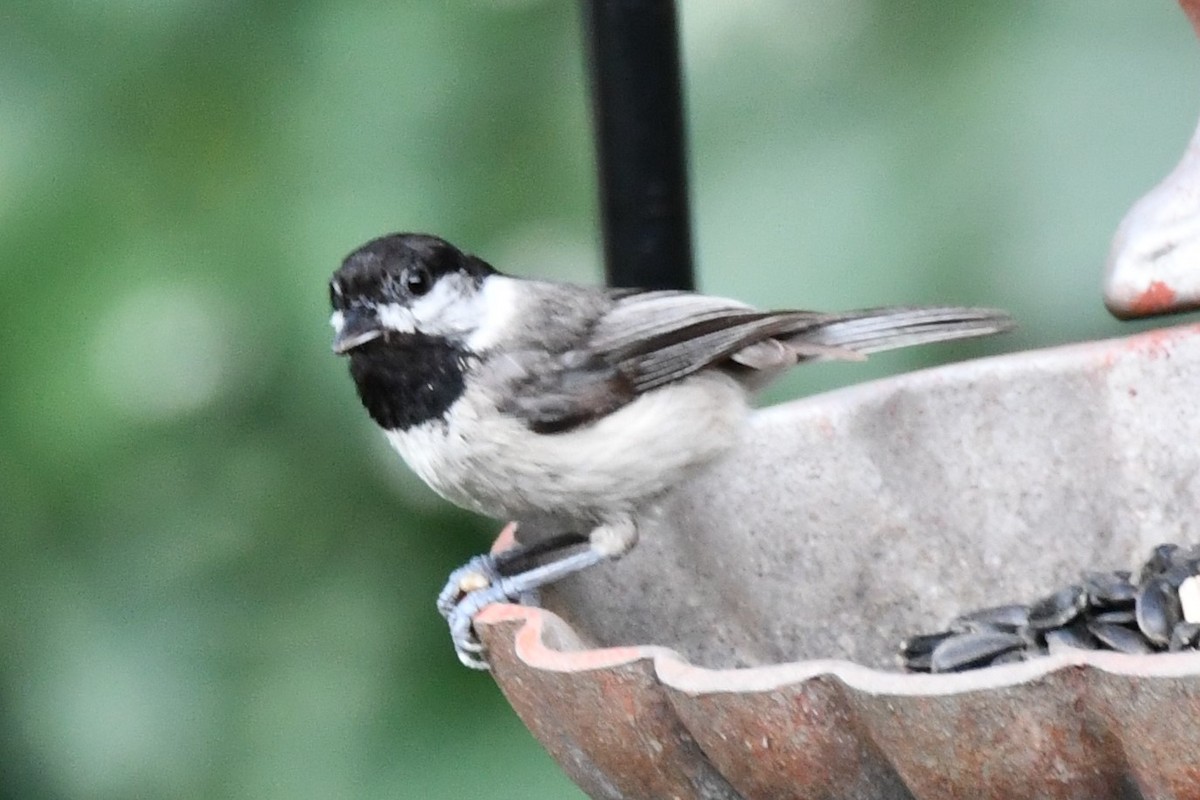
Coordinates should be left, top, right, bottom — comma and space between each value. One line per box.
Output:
582, 0, 695, 291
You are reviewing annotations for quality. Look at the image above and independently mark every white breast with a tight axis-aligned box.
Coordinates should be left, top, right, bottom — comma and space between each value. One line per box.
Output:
384, 370, 749, 521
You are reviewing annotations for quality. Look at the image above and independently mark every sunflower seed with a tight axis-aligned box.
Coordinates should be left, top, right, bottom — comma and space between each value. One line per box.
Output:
1028, 585, 1087, 630
1170, 621, 1200, 651
989, 649, 1030, 665
1169, 544, 1200, 572
1136, 576, 1183, 647
899, 542, 1200, 672
1090, 608, 1137, 625
1087, 621, 1153, 654
1081, 570, 1137, 607
1139, 544, 1179, 584
950, 604, 1030, 633
899, 631, 954, 671
1045, 623, 1098, 653
930, 631, 1026, 673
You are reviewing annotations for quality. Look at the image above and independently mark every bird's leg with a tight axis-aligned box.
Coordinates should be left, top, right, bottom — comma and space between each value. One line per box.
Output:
446, 548, 609, 669
493, 530, 592, 574
435, 530, 589, 618
442, 518, 638, 669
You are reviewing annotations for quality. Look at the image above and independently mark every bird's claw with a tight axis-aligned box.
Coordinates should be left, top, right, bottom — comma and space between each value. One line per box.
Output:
439, 556, 545, 669
445, 583, 515, 670
436, 555, 502, 619
439, 540, 605, 669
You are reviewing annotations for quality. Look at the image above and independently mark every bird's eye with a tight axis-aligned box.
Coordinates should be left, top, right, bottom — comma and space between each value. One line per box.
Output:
405, 267, 432, 296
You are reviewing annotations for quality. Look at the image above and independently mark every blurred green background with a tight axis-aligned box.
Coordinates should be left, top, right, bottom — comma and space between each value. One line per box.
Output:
1, 1, 1195, 798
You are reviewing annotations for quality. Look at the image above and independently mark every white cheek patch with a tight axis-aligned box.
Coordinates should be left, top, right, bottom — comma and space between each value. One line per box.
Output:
371, 273, 513, 343
410, 278, 462, 332
409, 273, 485, 339
376, 302, 417, 334
466, 276, 520, 351
329, 310, 345, 332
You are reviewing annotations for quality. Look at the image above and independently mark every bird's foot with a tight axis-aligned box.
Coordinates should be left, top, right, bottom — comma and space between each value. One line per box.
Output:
445, 583, 515, 669
438, 546, 610, 670
437, 554, 545, 670
436, 555, 504, 620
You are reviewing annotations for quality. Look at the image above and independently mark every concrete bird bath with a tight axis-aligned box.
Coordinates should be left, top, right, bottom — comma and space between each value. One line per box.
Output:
475, 325, 1200, 799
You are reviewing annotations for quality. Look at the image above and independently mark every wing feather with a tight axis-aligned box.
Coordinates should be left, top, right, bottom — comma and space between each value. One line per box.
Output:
499, 287, 1012, 433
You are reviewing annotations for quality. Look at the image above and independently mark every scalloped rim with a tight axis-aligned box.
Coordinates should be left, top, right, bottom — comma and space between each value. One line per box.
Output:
476, 602, 1200, 697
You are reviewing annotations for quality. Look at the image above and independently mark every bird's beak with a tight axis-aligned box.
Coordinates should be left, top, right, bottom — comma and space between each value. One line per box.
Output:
332, 308, 384, 355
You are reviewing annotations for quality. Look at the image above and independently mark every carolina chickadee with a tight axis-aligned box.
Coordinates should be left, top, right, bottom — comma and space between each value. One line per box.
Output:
330, 233, 1013, 668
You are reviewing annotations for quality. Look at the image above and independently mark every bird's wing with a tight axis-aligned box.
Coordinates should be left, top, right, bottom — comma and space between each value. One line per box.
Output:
496, 291, 837, 432
498, 289, 1012, 433
587, 290, 851, 392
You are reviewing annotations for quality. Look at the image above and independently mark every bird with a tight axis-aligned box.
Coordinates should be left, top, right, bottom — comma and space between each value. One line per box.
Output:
329, 232, 1013, 667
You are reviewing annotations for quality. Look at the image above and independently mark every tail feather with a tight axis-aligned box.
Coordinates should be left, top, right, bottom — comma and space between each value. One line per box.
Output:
794, 306, 1014, 356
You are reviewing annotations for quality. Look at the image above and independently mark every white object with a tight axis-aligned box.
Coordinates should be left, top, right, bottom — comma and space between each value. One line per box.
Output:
1179, 574, 1200, 623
